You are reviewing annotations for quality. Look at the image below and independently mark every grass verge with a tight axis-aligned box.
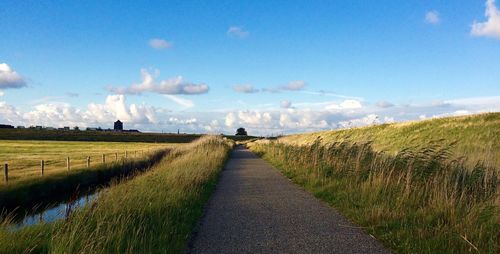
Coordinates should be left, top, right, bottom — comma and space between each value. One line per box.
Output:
0, 135, 233, 253
249, 140, 498, 253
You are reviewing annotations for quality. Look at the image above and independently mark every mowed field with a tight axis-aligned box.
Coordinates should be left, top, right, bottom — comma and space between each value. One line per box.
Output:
0, 140, 177, 183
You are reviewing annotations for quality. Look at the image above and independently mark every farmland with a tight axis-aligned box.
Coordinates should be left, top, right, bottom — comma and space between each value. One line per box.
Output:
0, 128, 201, 143
0, 140, 177, 183
248, 113, 499, 253
0, 136, 233, 253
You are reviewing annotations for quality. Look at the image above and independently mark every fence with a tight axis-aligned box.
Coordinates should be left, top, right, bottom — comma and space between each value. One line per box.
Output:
3, 150, 148, 184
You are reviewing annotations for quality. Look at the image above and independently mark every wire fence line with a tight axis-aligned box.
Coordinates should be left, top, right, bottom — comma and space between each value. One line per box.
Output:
2, 149, 156, 184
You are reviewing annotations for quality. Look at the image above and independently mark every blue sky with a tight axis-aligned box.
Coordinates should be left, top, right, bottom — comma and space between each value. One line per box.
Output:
1, 0, 499, 135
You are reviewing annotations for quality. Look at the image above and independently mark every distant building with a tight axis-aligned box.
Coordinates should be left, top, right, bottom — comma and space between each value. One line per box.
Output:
114, 120, 123, 131
0, 124, 14, 129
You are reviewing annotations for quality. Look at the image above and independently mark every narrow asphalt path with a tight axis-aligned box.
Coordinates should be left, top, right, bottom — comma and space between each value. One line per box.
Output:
187, 146, 390, 254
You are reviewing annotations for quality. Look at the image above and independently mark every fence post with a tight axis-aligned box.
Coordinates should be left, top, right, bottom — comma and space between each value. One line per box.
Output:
134, 151, 137, 157
125, 151, 128, 159
67, 157, 70, 171
41, 160, 45, 176
115, 153, 118, 161
4, 163, 8, 184
87, 156, 90, 168
102, 154, 105, 163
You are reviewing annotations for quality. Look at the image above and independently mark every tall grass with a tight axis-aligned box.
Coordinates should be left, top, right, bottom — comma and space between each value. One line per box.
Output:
280, 113, 500, 169
0, 136, 233, 253
249, 139, 498, 253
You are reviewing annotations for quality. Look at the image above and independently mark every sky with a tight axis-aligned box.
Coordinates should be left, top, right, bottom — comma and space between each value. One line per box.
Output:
1, 0, 499, 135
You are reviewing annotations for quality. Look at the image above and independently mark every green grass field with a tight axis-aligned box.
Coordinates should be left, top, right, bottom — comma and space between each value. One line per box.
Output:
0, 136, 233, 253
0, 129, 201, 143
280, 112, 500, 169
0, 140, 177, 183
249, 113, 499, 253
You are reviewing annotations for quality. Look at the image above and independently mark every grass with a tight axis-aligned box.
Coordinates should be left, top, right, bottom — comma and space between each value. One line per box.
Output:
248, 113, 499, 254
0, 129, 201, 143
0, 140, 177, 183
280, 112, 500, 169
0, 135, 233, 253
0, 148, 169, 215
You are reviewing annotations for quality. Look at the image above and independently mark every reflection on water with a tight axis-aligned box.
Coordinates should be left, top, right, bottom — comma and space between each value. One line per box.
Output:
11, 192, 98, 230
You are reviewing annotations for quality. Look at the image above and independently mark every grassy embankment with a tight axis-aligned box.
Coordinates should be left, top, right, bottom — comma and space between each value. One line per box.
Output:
0, 135, 233, 253
249, 113, 499, 253
280, 113, 499, 169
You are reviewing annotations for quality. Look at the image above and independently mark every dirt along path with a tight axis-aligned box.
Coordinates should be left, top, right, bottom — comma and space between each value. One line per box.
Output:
187, 145, 390, 254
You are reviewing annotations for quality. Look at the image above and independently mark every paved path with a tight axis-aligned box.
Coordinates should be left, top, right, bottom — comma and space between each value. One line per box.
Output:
187, 146, 390, 254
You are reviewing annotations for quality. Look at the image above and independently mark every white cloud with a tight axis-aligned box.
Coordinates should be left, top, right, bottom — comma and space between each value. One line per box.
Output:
225, 112, 236, 127
280, 100, 292, 108
339, 114, 380, 128
325, 99, 363, 110
282, 80, 306, 91
164, 95, 194, 108
149, 38, 172, 50
232, 84, 259, 93
109, 69, 209, 95
227, 26, 249, 38
425, 10, 440, 24
168, 117, 197, 125
86, 95, 158, 124
471, 0, 500, 38
0, 63, 27, 89
0, 91, 4, 97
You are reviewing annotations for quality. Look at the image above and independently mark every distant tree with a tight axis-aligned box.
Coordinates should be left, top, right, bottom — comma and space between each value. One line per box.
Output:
235, 127, 247, 136
74, 126, 80, 131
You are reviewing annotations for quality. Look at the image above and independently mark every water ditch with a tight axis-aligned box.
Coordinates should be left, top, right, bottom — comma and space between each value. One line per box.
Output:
10, 192, 99, 229
1, 149, 169, 230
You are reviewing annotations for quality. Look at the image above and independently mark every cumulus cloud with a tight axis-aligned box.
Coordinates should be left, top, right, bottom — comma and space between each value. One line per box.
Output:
109, 69, 209, 95
168, 117, 197, 125
0, 63, 27, 89
280, 100, 292, 108
86, 95, 158, 124
227, 26, 249, 38
325, 99, 363, 110
149, 38, 172, 49
232, 84, 259, 93
425, 10, 440, 24
238, 111, 272, 126
471, 0, 500, 38
225, 112, 236, 127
